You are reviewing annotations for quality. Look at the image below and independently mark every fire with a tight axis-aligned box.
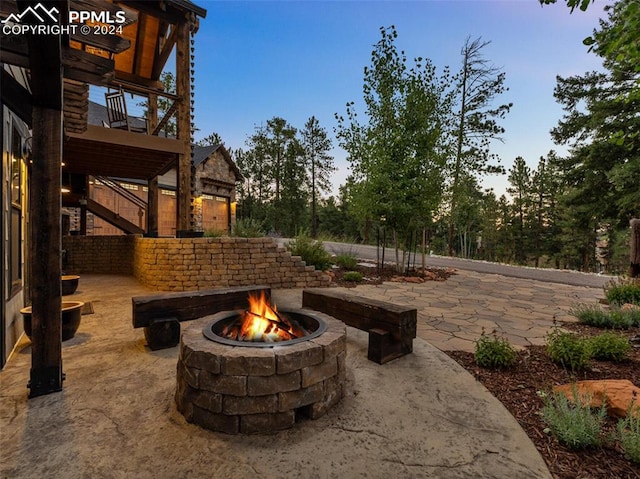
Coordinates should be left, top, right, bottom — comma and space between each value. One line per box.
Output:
234, 292, 297, 342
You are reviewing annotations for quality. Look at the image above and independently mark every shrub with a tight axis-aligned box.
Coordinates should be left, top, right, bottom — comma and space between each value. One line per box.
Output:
604, 278, 640, 306
203, 228, 226, 237
546, 329, 591, 371
335, 253, 358, 271
588, 332, 631, 362
618, 405, 640, 464
232, 218, 265, 238
542, 386, 607, 450
570, 303, 638, 329
343, 271, 363, 282
474, 331, 517, 369
287, 230, 333, 271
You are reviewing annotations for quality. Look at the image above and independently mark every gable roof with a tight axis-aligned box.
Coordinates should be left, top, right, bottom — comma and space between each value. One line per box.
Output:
193, 143, 243, 181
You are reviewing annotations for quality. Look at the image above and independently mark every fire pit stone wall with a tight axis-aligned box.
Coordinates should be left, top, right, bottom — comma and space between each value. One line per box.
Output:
176, 313, 347, 434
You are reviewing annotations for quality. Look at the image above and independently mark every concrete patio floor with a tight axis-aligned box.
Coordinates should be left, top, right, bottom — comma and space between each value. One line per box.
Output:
0, 272, 602, 478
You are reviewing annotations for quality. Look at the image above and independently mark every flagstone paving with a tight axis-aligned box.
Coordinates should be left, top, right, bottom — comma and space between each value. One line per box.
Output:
338, 269, 603, 352
276, 268, 604, 353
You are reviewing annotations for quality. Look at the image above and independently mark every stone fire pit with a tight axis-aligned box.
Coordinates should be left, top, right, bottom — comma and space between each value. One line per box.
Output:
176, 310, 346, 434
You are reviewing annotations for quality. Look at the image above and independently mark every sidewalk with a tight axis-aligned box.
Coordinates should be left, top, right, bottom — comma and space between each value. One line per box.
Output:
0, 272, 602, 478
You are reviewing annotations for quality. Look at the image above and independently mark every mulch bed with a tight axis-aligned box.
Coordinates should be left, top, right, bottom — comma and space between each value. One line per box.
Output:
446, 323, 640, 479
328, 264, 455, 288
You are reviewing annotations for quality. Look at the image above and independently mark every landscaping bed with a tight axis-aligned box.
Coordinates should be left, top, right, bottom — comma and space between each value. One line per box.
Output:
446, 322, 640, 479
328, 264, 454, 287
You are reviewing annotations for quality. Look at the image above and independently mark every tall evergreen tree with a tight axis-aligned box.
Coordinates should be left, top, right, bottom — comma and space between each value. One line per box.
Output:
301, 116, 334, 237
507, 157, 532, 263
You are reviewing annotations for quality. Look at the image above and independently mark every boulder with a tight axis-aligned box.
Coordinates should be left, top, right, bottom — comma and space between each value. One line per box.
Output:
553, 379, 639, 418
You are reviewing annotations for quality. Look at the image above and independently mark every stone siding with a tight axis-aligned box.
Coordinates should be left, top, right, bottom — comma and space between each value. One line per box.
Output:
134, 237, 330, 291
63, 235, 136, 274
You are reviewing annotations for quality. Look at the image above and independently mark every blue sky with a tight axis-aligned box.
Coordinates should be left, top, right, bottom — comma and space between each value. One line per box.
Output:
103, 0, 612, 198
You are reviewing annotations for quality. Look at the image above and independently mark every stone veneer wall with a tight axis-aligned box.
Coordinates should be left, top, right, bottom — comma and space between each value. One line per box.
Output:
62, 235, 136, 275
133, 237, 330, 291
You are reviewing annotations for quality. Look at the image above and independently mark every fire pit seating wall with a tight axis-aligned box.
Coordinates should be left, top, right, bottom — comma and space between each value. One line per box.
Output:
132, 286, 272, 350
302, 288, 417, 364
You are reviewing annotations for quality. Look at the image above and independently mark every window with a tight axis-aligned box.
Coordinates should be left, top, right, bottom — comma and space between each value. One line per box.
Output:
9, 125, 24, 296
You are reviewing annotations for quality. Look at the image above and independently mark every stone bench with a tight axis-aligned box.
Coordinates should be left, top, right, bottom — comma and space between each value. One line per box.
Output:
302, 288, 417, 364
132, 285, 271, 350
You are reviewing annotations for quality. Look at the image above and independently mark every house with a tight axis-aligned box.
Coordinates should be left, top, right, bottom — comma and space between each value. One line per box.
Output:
0, 0, 207, 394
64, 101, 242, 236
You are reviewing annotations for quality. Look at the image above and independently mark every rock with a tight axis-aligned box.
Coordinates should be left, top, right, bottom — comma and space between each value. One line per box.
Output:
404, 276, 424, 284
553, 379, 640, 418
621, 303, 640, 312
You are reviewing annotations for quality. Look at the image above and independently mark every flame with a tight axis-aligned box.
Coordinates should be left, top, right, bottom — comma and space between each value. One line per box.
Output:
237, 292, 295, 342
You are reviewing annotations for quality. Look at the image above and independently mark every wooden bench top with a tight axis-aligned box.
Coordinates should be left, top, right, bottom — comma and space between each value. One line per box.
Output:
132, 285, 271, 328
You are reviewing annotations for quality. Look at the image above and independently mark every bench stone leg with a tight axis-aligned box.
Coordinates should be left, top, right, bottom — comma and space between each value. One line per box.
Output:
368, 328, 413, 364
144, 317, 180, 350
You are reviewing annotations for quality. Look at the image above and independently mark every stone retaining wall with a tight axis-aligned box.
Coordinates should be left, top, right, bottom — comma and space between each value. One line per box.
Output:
63, 236, 330, 291
134, 237, 330, 291
63, 235, 136, 275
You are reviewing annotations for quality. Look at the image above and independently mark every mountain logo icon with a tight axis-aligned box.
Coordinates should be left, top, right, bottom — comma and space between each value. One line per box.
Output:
2, 3, 59, 24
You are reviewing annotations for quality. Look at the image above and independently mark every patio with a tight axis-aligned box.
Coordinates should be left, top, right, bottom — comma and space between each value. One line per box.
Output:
0, 274, 552, 478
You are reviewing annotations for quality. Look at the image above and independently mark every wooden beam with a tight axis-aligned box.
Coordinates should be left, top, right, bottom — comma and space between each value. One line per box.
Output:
0, 68, 32, 126
146, 94, 159, 236
132, 10, 148, 77
72, 30, 130, 54
175, 19, 191, 233
65, 124, 184, 153
152, 24, 177, 80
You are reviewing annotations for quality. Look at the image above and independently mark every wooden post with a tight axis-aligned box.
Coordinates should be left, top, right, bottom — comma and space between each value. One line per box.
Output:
147, 93, 159, 236
20, 0, 65, 397
175, 20, 192, 235
631, 219, 640, 278
30, 107, 63, 396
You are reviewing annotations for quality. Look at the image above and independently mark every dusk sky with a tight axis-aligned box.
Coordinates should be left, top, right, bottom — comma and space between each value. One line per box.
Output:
96, 0, 612, 198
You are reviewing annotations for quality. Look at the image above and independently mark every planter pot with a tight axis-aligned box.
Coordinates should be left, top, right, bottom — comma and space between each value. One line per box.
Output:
20, 301, 85, 341
61, 275, 80, 295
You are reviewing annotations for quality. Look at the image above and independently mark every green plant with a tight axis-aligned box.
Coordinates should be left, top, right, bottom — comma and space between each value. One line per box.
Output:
588, 332, 631, 362
570, 303, 638, 329
618, 404, 640, 464
203, 227, 226, 237
287, 230, 333, 271
541, 386, 607, 450
232, 218, 265, 238
604, 278, 640, 306
335, 253, 358, 271
545, 329, 591, 371
343, 271, 363, 282
474, 331, 517, 369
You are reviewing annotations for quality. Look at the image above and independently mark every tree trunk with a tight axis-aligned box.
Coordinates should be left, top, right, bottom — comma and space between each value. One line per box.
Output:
631, 219, 640, 278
